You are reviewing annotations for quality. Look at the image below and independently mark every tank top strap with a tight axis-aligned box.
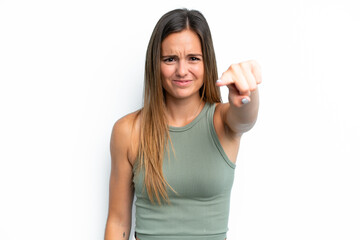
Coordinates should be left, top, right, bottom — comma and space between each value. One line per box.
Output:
207, 103, 236, 169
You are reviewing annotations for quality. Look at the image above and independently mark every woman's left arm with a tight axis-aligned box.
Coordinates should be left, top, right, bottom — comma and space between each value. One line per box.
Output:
216, 60, 262, 135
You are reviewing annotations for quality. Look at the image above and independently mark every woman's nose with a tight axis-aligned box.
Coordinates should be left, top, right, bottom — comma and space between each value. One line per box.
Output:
176, 60, 188, 77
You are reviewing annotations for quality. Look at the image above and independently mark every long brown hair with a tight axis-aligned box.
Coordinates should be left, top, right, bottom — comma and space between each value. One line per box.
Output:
137, 8, 222, 204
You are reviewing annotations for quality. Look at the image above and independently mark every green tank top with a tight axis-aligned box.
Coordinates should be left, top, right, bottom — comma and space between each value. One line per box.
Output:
133, 102, 236, 240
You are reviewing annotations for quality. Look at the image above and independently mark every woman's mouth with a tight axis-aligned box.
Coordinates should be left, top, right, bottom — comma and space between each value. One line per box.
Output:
172, 80, 192, 87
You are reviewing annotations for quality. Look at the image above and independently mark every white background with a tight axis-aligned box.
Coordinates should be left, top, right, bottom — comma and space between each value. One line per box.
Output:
1, 0, 359, 239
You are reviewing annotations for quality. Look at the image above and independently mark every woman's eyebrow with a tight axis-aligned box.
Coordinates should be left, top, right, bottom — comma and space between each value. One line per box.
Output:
161, 54, 202, 58
188, 53, 202, 57
161, 55, 177, 58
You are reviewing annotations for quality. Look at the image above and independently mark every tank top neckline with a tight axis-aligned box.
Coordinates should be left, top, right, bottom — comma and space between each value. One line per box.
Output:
168, 102, 211, 132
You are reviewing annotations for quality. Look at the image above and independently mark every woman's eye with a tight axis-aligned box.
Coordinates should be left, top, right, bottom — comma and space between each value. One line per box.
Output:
190, 57, 200, 61
164, 57, 175, 62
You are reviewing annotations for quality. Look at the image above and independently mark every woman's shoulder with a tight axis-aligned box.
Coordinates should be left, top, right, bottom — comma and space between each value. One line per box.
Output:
113, 109, 142, 132
111, 109, 142, 164
213, 102, 228, 119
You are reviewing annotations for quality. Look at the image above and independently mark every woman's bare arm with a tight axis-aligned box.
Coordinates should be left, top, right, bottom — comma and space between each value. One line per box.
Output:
105, 115, 137, 240
216, 60, 262, 135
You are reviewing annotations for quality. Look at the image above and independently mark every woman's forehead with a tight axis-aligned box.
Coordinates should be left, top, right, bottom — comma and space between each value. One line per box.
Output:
161, 30, 202, 55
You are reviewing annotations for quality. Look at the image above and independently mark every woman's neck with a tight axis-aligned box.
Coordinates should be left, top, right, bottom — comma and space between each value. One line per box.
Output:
165, 95, 205, 127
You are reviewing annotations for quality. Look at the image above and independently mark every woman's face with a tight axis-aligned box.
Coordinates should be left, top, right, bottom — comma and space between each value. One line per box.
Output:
160, 29, 204, 101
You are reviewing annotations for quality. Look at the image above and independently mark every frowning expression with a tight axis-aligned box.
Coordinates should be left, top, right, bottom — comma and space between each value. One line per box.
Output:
160, 29, 204, 101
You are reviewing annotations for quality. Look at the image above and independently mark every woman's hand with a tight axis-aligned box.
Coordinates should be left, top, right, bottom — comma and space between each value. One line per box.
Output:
216, 60, 262, 107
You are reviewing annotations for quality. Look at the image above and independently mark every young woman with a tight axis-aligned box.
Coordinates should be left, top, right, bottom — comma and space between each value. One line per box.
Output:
105, 8, 262, 240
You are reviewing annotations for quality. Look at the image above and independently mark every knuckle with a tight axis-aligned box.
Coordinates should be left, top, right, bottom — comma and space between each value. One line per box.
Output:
247, 60, 260, 70
240, 61, 253, 71
221, 71, 229, 79
254, 60, 261, 70
248, 59, 257, 65
241, 85, 250, 93
229, 63, 240, 71
249, 85, 257, 92
239, 61, 247, 67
